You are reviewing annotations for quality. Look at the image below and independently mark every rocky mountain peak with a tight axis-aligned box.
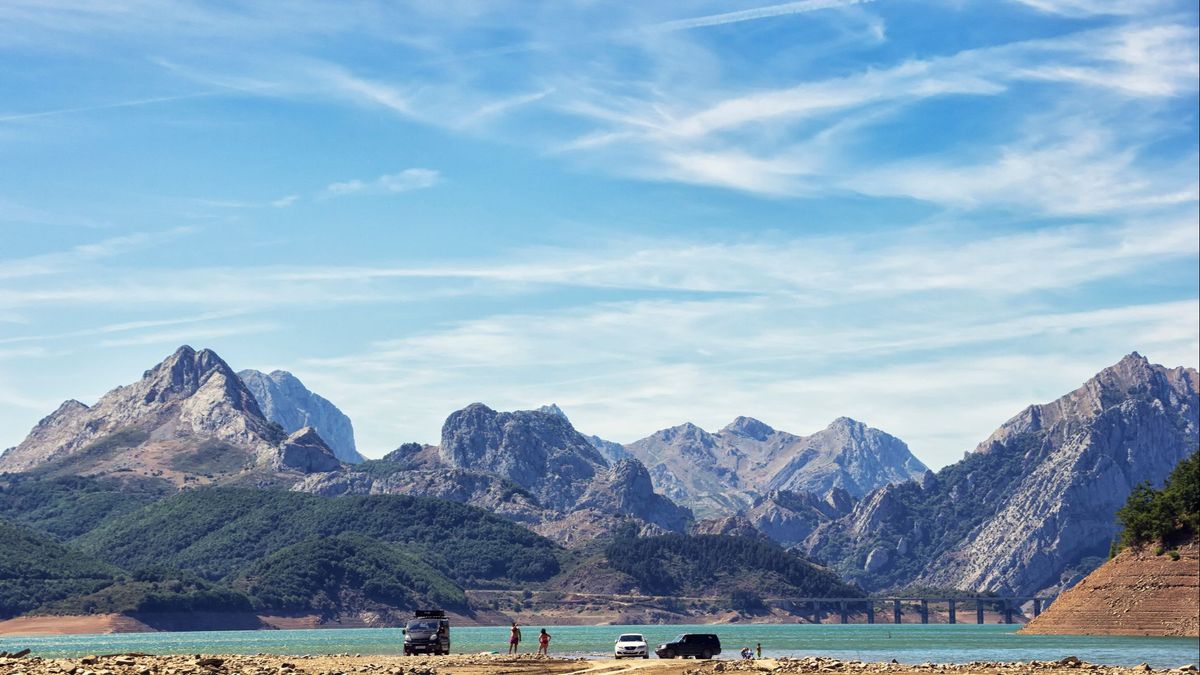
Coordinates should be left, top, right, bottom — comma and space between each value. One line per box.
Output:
0, 345, 343, 484
537, 403, 568, 420
277, 426, 342, 473
238, 368, 363, 464
139, 345, 251, 411
804, 353, 1199, 597
721, 416, 775, 441
439, 402, 608, 511
577, 458, 692, 532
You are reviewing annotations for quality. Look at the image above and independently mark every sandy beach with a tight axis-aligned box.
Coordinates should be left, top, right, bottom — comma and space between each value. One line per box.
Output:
1, 651, 1195, 675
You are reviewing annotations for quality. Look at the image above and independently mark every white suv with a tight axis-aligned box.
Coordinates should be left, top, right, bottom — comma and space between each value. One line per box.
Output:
614, 633, 649, 659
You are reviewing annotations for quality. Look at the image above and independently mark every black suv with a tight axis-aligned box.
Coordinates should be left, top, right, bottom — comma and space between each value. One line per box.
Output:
655, 633, 721, 659
402, 610, 450, 655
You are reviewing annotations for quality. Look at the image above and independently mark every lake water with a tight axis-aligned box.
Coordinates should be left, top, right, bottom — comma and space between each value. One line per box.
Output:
3, 625, 1197, 667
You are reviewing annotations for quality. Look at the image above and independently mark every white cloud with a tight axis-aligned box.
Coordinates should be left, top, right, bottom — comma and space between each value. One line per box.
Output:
322, 169, 441, 198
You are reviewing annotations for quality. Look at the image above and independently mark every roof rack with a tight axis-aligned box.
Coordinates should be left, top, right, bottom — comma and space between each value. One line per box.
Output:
414, 610, 446, 618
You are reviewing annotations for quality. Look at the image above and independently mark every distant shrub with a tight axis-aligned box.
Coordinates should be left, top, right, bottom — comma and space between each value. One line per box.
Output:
1168, 550, 1180, 561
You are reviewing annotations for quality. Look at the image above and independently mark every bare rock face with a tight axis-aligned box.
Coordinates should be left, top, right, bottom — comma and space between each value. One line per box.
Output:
0, 345, 341, 486
294, 465, 547, 524
744, 488, 854, 547
439, 403, 607, 511
277, 427, 343, 473
805, 353, 1199, 597
537, 403, 630, 462
690, 514, 765, 539
623, 416, 926, 519
239, 369, 364, 464
577, 458, 693, 532
295, 403, 694, 544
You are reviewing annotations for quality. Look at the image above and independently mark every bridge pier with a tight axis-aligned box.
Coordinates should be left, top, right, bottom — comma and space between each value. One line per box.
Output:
1032, 598, 1042, 617
920, 600, 929, 624
893, 599, 902, 624
976, 600, 985, 624
1004, 599, 1013, 624
812, 600, 821, 624
948, 599, 957, 624
866, 602, 875, 624
840, 601, 849, 624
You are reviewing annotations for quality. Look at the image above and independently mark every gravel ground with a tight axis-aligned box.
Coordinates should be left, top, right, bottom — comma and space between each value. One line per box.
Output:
0, 651, 1195, 675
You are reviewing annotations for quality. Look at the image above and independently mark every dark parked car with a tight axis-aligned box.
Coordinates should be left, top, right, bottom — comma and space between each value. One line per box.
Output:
403, 610, 450, 655
655, 633, 721, 659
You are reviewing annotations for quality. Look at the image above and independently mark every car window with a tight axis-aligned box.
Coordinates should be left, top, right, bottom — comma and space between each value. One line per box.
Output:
618, 634, 643, 642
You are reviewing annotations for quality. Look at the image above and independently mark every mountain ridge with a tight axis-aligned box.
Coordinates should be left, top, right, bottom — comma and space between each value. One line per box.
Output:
0, 345, 342, 486
803, 352, 1199, 597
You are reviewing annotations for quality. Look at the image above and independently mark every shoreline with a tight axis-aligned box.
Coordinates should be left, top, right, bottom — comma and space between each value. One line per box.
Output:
0, 609, 1031, 638
1, 652, 1196, 675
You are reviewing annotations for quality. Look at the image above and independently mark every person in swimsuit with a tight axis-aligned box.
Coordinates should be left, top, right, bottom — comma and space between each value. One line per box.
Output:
537, 629, 551, 655
508, 622, 522, 654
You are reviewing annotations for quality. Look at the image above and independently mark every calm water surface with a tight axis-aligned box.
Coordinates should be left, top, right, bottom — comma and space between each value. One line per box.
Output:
3, 625, 1197, 667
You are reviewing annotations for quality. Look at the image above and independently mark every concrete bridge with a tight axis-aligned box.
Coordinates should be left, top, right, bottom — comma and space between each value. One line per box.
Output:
763, 596, 1057, 624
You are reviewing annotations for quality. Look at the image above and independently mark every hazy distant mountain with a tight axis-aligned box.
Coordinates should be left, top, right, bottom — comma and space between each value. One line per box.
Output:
0, 346, 342, 486
624, 416, 927, 518
804, 352, 1199, 597
238, 369, 364, 464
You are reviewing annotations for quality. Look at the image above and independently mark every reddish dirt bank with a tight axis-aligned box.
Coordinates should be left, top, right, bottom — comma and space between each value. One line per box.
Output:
1021, 541, 1198, 637
0, 614, 154, 636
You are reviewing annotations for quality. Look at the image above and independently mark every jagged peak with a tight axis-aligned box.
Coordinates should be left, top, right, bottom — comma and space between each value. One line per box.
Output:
285, 426, 327, 445
143, 344, 235, 383
721, 416, 775, 441
826, 416, 866, 430
55, 399, 89, 414
536, 403, 569, 421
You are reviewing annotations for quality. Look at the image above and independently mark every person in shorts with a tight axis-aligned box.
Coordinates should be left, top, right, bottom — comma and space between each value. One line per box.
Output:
508, 622, 522, 654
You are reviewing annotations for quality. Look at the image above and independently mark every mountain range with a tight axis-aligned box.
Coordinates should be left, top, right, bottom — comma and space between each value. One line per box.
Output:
803, 353, 1199, 596
1, 345, 1196, 617
0, 346, 341, 486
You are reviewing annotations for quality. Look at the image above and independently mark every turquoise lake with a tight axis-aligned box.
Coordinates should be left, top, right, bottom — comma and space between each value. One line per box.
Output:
3, 625, 1197, 667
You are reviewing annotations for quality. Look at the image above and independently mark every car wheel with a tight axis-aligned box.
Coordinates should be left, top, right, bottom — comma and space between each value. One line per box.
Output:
643, 654, 649, 659
662, 650, 675, 659
702, 649, 713, 660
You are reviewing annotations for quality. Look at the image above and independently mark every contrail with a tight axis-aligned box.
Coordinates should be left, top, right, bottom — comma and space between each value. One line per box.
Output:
0, 90, 229, 123
654, 0, 875, 32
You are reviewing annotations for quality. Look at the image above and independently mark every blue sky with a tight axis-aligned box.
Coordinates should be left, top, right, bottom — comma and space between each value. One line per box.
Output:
1, 0, 1197, 469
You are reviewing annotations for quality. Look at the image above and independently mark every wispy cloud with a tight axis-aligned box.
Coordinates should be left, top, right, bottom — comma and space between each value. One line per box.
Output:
321, 169, 441, 198
1011, 0, 1164, 17
0, 227, 193, 280
650, 0, 874, 32
98, 321, 280, 348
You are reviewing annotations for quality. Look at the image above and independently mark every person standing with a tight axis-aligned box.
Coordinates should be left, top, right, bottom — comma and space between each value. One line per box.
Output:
756, 643, 762, 659
537, 629, 551, 655
508, 622, 522, 655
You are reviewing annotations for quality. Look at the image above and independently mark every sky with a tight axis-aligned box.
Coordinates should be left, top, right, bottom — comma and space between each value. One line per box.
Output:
0, 0, 1197, 470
